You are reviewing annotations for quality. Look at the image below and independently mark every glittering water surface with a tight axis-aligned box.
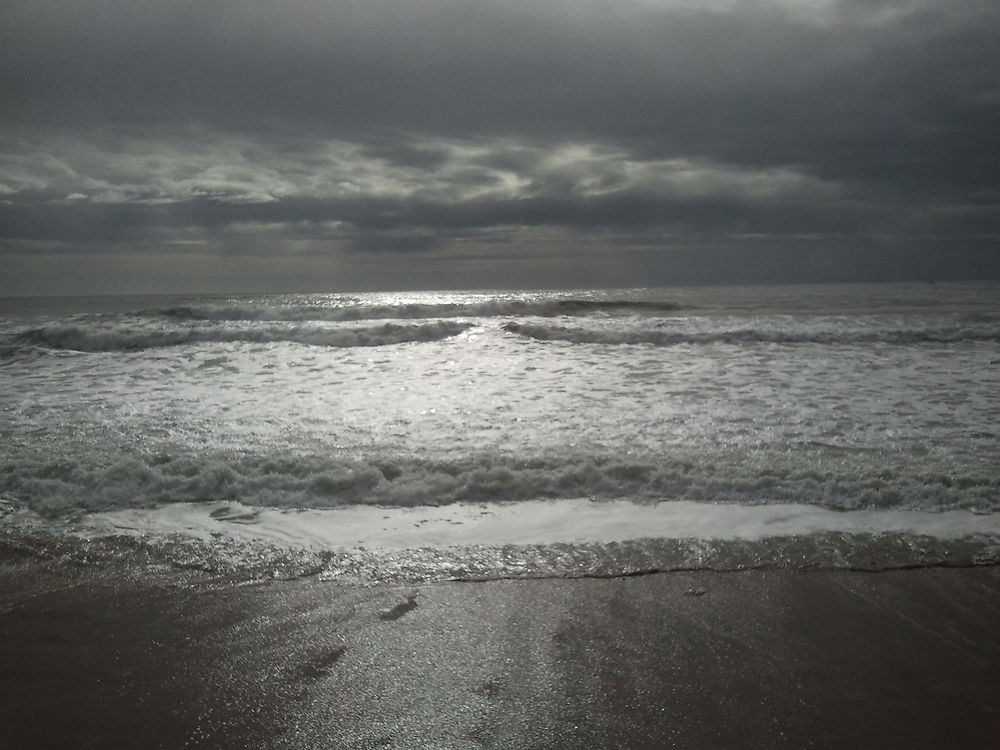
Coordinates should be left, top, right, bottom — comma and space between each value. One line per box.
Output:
2, 283, 998, 578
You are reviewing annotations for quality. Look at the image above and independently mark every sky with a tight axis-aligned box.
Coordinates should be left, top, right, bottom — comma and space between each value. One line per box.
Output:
1, 0, 998, 295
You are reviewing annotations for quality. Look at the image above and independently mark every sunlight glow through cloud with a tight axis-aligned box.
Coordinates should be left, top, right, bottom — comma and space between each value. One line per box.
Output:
0, 0, 997, 292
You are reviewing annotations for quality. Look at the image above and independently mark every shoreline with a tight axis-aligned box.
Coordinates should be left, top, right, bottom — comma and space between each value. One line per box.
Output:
7, 510, 1000, 584
2, 558, 999, 748
72, 497, 1000, 551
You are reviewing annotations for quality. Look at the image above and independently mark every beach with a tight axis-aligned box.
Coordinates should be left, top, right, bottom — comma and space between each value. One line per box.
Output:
3, 284, 999, 747
3, 553, 999, 749
4, 0, 999, 743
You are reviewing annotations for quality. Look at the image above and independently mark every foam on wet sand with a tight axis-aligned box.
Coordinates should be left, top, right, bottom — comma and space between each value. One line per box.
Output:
71, 497, 1000, 551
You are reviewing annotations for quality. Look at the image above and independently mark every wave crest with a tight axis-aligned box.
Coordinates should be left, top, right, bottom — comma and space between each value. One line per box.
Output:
6, 450, 997, 516
14, 321, 471, 352
502, 322, 1000, 346
157, 298, 683, 322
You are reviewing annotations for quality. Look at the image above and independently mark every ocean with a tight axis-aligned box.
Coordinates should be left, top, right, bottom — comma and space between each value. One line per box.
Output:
2, 282, 998, 582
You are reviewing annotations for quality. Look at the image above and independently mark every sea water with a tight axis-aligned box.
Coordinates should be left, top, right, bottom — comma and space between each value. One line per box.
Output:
1, 283, 998, 581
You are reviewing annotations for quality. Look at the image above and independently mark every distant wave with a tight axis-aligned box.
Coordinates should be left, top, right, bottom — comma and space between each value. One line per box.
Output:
156, 299, 683, 322
14, 321, 471, 352
502, 322, 1000, 346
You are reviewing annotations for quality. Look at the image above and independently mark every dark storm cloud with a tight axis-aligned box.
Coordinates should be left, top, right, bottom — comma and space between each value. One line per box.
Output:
0, 0, 998, 291
358, 140, 453, 171
0, 184, 892, 249
3, 0, 997, 180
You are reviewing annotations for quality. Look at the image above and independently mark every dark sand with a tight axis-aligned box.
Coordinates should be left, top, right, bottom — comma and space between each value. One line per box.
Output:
2, 557, 999, 749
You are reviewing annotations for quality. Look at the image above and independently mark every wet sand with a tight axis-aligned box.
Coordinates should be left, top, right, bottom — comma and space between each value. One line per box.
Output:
2, 557, 999, 749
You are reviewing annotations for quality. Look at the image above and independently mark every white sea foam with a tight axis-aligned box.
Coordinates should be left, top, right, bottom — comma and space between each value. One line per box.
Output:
71, 498, 1000, 552
4, 450, 998, 515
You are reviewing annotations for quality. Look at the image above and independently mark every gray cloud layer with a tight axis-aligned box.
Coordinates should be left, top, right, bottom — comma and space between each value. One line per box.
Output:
1, 0, 998, 292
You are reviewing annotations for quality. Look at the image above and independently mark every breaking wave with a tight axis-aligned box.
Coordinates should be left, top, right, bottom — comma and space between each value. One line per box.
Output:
502, 321, 1000, 346
12, 321, 471, 352
5, 449, 997, 517
157, 298, 683, 322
